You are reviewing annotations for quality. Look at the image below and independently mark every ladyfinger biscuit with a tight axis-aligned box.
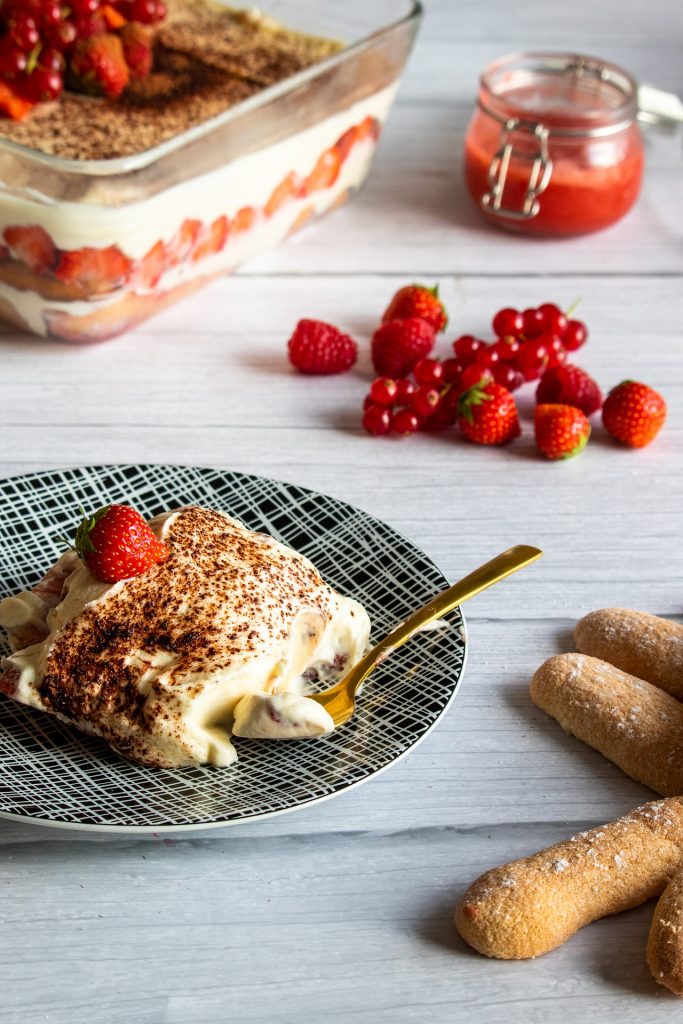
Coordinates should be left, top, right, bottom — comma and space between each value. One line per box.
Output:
648, 866, 683, 995
530, 653, 683, 796
455, 798, 683, 960
575, 608, 683, 701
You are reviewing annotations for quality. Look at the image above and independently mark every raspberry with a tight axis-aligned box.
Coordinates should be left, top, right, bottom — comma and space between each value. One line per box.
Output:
371, 318, 435, 378
536, 365, 603, 416
287, 319, 357, 375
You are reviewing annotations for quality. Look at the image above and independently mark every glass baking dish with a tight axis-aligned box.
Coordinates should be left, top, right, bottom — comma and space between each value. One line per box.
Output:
0, 0, 421, 343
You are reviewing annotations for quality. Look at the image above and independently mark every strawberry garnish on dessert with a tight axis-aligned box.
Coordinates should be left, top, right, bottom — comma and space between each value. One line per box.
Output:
69, 34, 130, 98
458, 380, 521, 446
72, 504, 169, 583
602, 381, 667, 448
535, 403, 591, 460
382, 284, 448, 334
536, 364, 603, 416
118, 20, 153, 79
0, 0, 166, 120
288, 319, 358, 375
371, 318, 436, 378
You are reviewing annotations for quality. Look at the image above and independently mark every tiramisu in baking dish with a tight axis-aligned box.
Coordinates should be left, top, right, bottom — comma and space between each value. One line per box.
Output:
0, 0, 421, 341
0, 505, 371, 767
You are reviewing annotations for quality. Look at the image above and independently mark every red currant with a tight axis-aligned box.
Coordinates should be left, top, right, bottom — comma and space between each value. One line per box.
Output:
394, 379, 415, 405
459, 363, 494, 392
522, 307, 545, 339
392, 408, 421, 436
413, 358, 444, 387
492, 363, 524, 391
422, 404, 457, 432
38, 49, 65, 73
130, 0, 164, 23
0, 46, 27, 77
490, 337, 520, 363
517, 340, 549, 381
453, 335, 485, 364
369, 377, 398, 406
538, 302, 568, 336
479, 345, 501, 368
8, 14, 40, 51
492, 307, 523, 338
40, 2, 64, 27
72, 14, 106, 37
362, 405, 391, 436
563, 319, 588, 351
45, 20, 77, 50
442, 358, 463, 384
24, 68, 63, 101
410, 385, 441, 418
546, 336, 568, 368
71, 0, 101, 13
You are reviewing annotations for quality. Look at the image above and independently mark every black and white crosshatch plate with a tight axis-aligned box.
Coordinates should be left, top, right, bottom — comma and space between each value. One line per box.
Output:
0, 465, 467, 832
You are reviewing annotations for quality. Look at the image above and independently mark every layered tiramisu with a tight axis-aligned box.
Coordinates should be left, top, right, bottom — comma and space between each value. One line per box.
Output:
0, 505, 371, 767
0, 0, 414, 342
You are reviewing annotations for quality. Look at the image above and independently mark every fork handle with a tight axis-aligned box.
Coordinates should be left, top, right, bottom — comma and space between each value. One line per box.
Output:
345, 544, 543, 693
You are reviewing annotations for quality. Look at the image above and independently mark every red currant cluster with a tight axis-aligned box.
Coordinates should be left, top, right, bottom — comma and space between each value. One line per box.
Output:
0, 0, 164, 110
454, 302, 587, 394
363, 358, 462, 436
362, 302, 589, 437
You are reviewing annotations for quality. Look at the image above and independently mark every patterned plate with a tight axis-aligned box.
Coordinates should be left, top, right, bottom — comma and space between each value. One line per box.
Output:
0, 465, 466, 832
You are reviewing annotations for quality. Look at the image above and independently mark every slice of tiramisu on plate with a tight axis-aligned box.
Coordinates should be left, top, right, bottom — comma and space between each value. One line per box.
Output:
0, 505, 370, 768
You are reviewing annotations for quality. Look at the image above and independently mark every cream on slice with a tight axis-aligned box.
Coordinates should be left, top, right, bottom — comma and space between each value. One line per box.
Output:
232, 691, 334, 740
0, 506, 370, 768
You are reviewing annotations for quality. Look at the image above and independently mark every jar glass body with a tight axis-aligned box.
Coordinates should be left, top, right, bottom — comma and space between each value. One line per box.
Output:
464, 53, 645, 237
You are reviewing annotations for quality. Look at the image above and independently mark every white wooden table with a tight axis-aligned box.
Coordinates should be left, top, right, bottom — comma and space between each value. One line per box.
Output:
1, 1, 682, 1020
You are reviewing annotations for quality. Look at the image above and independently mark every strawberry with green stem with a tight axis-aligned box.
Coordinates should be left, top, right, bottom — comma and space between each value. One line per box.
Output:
69, 504, 169, 583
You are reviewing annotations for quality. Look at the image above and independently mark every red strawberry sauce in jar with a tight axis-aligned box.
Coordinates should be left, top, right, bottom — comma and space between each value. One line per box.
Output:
464, 53, 644, 236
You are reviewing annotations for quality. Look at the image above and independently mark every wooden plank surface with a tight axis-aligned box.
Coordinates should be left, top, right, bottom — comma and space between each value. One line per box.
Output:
0, 0, 682, 1020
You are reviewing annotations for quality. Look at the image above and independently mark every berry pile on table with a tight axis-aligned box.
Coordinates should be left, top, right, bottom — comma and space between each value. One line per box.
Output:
0, 0, 165, 118
286, 284, 667, 459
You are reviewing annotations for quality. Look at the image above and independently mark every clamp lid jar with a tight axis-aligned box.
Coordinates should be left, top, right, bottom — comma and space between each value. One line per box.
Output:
464, 52, 644, 236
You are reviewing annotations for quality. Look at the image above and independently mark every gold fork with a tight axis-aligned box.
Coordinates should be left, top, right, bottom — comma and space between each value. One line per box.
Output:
311, 544, 543, 728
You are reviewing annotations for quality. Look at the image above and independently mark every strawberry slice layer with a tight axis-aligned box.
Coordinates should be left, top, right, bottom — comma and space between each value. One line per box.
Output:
55, 246, 133, 293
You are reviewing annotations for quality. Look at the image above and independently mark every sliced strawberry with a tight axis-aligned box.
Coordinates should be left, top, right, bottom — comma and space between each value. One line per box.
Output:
232, 207, 256, 234
306, 148, 342, 192
357, 115, 381, 142
168, 218, 202, 266
4, 225, 57, 275
137, 239, 167, 288
334, 126, 358, 162
192, 215, 229, 261
264, 173, 303, 218
55, 245, 132, 292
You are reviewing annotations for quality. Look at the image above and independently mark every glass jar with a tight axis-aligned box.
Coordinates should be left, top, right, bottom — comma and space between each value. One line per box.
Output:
464, 52, 644, 237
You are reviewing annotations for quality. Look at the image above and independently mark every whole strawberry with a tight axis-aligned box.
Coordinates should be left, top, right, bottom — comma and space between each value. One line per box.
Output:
602, 381, 666, 448
371, 318, 436, 378
458, 381, 520, 446
73, 505, 169, 583
535, 403, 590, 460
119, 22, 153, 80
288, 319, 357, 375
382, 284, 448, 333
536, 364, 603, 416
69, 34, 130, 99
